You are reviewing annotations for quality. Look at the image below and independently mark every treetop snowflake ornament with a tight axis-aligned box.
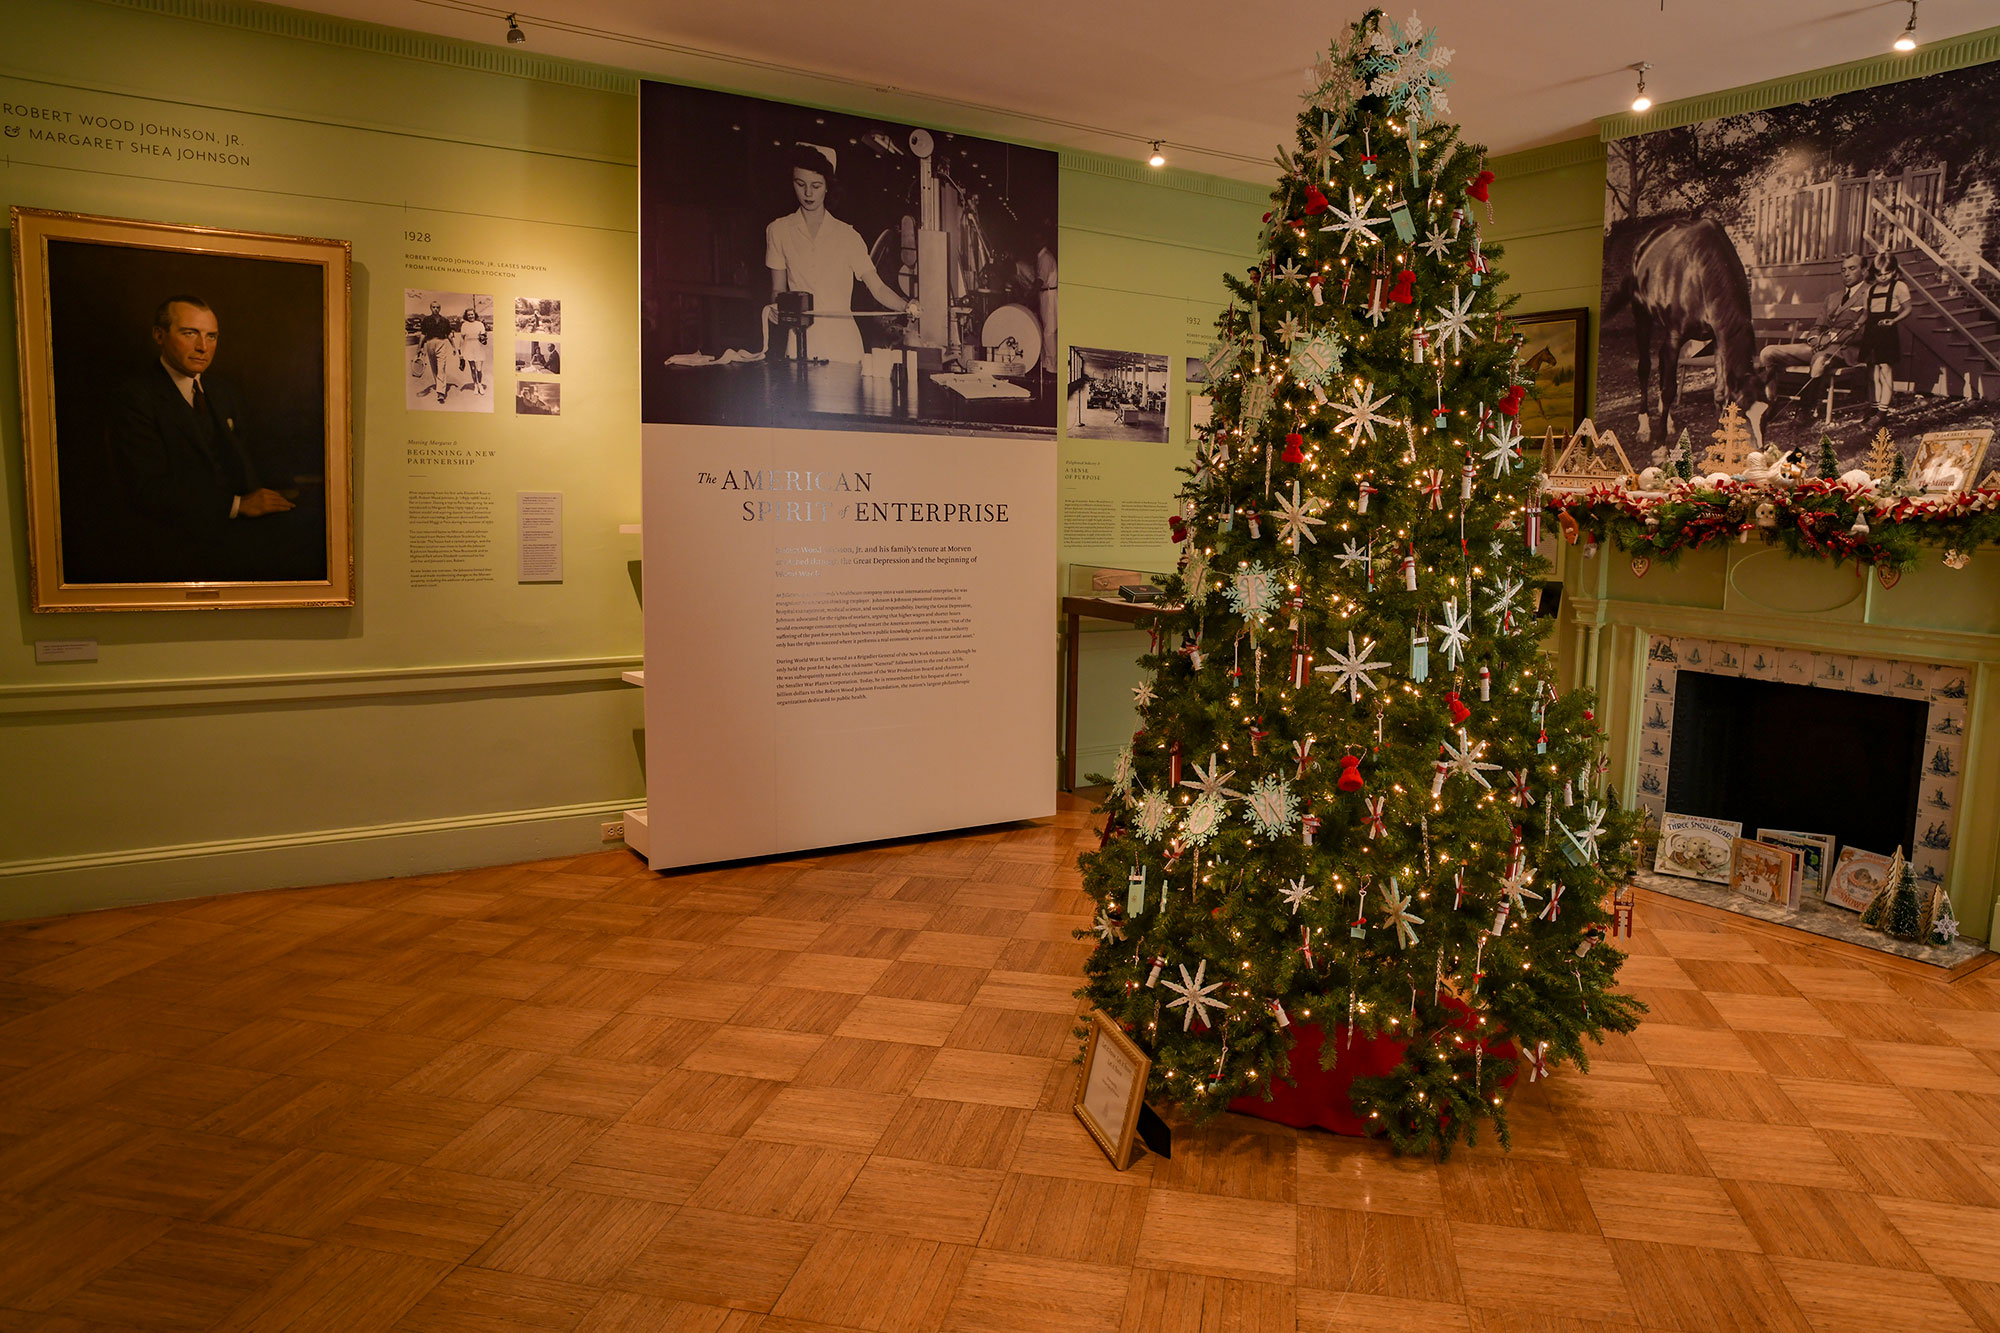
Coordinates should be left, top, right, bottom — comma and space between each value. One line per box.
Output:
1364, 10, 1453, 179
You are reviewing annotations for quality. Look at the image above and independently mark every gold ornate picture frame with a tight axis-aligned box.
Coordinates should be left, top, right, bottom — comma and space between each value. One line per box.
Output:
1074, 1007, 1152, 1170
10, 206, 353, 611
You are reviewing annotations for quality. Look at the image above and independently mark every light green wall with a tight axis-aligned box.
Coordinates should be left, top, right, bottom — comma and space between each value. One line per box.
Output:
0, 0, 1270, 917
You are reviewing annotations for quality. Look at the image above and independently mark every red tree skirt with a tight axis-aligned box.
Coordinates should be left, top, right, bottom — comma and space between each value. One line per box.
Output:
1227, 1011, 1519, 1136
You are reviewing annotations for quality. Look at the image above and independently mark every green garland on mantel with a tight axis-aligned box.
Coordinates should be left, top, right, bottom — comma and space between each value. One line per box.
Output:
1544, 479, 1999, 578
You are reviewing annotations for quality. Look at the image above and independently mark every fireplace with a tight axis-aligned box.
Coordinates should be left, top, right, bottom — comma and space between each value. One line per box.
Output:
1637, 635, 1967, 895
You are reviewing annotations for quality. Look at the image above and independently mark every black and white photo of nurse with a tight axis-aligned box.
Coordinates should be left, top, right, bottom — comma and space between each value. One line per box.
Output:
766, 143, 918, 365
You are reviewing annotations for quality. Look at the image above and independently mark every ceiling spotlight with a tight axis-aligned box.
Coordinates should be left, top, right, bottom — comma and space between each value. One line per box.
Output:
505, 13, 525, 44
1893, 1, 1918, 52
1147, 141, 1166, 168
1630, 62, 1653, 113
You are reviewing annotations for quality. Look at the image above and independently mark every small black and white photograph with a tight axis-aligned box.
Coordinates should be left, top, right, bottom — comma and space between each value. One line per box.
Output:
516, 381, 561, 416
1185, 355, 1209, 386
405, 290, 494, 413
515, 297, 561, 336
1067, 347, 1170, 443
515, 339, 561, 376
640, 80, 1058, 439
1601, 59, 2000, 470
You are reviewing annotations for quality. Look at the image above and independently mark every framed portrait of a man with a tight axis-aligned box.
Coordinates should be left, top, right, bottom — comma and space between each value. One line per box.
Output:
10, 207, 353, 611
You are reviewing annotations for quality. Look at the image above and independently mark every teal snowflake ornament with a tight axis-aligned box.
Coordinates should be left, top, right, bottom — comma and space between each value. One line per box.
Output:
1291, 332, 1343, 396
1182, 793, 1228, 847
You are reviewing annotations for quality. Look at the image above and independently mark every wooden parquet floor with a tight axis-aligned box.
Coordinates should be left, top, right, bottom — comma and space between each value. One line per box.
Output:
5, 797, 2000, 1331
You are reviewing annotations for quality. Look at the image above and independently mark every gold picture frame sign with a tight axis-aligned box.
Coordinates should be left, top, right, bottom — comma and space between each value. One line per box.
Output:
10, 206, 354, 611
1073, 1007, 1153, 1170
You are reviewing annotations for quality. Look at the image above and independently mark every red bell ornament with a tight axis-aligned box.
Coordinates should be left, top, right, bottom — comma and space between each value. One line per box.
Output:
1336, 754, 1364, 793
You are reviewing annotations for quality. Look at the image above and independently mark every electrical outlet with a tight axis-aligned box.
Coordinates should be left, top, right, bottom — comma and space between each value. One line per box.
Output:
600, 820, 625, 843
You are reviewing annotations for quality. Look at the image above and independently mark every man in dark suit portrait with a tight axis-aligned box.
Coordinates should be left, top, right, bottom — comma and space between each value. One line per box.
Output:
105, 295, 309, 581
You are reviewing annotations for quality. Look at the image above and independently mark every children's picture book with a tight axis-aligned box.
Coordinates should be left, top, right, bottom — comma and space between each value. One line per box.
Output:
1826, 846, 1895, 913
1653, 813, 1742, 885
1730, 838, 1798, 909
1757, 829, 1836, 900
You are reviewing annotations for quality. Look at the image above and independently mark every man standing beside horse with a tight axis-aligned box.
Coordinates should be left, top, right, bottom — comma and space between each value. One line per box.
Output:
1748, 252, 1868, 437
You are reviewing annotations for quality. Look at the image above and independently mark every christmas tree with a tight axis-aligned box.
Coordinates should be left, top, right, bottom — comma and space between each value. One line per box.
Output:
1078, 9, 1641, 1156
1815, 437, 1839, 481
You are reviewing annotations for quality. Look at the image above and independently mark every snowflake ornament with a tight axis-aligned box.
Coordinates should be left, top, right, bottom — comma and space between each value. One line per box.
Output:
1181, 543, 1212, 610
1429, 284, 1477, 356
1227, 562, 1283, 620
1182, 793, 1228, 846
1093, 906, 1125, 943
1276, 258, 1306, 287
1437, 598, 1471, 669
1273, 312, 1306, 348
1379, 879, 1425, 949
1163, 958, 1229, 1031
1334, 538, 1371, 574
1498, 859, 1542, 917
1440, 734, 1501, 789
1485, 574, 1525, 625
1419, 226, 1453, 261
1481, 421, 1523, 478
1243, 775, 1300, 839
1291, 332, 1343, 393
1315, 630, 1390, 701
1335, 379, 1398, 445
1110, 742, 1136, 799
1305, 121, 1349, 173
1280, 875, 1316, 914
1565, 801, 1608, 862
1132, 787, 1174, 842
1365, 10, 1454, 127
1321, 190, 1388, 254
1182, 753, 1244, 802
1132, 680, 1156, 708
1272, 482, 1327, 553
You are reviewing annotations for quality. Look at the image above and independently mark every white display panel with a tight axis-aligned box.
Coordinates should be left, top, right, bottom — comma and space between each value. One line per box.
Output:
642, 424, 1054, 867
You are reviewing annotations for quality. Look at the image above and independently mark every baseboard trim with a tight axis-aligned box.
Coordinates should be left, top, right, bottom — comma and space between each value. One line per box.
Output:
0, 796, 644, 921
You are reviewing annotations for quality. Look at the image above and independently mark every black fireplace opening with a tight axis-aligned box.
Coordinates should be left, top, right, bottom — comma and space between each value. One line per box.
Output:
1663, 672, 1926, 858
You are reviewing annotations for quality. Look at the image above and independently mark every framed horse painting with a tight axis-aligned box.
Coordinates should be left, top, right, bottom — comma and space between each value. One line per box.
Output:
1509, 308, 1590, 439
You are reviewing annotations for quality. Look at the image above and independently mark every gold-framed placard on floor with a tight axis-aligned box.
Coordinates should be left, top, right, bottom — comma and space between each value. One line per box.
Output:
10, 206, 353, 611
1074, 1006, 1153, 1170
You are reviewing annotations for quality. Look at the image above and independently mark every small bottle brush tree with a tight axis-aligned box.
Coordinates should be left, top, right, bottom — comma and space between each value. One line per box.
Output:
1077, 9, 1642, 1156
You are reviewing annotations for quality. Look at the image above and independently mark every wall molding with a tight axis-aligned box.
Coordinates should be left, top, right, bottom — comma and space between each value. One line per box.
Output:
0, 655, 643, 716
1598, 24, 2000, 140
1490, 135, 1607, 180
1058, 150, 1269, 203
0, 796, 644, 920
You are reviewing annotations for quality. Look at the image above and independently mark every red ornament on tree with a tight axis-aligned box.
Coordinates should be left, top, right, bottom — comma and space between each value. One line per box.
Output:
1446, 690, 1472, 724
1498, 384, 1525, 416
1388, 270, 1417, 304
1168, 515, 1188, 543
1336, 753, 1364, 792
1304, 184, 1330, 215
1282, 432, 1305, 464
1468, 169, 1494, 203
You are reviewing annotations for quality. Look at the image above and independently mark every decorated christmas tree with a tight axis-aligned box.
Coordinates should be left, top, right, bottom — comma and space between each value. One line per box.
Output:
1077, 9, 1642, 1156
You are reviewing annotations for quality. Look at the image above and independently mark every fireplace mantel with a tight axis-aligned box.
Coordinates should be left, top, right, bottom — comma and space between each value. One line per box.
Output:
1550, 538, 2000, 943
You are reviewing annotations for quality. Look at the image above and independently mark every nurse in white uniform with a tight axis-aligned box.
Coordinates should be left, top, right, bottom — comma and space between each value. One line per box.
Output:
766, 144, 918, 364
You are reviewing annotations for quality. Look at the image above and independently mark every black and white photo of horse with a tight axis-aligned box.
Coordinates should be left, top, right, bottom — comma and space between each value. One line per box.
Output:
1600, 59, 2000, 470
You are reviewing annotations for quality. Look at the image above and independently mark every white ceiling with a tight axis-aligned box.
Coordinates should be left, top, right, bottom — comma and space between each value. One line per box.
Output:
303, 1, 1994, 177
